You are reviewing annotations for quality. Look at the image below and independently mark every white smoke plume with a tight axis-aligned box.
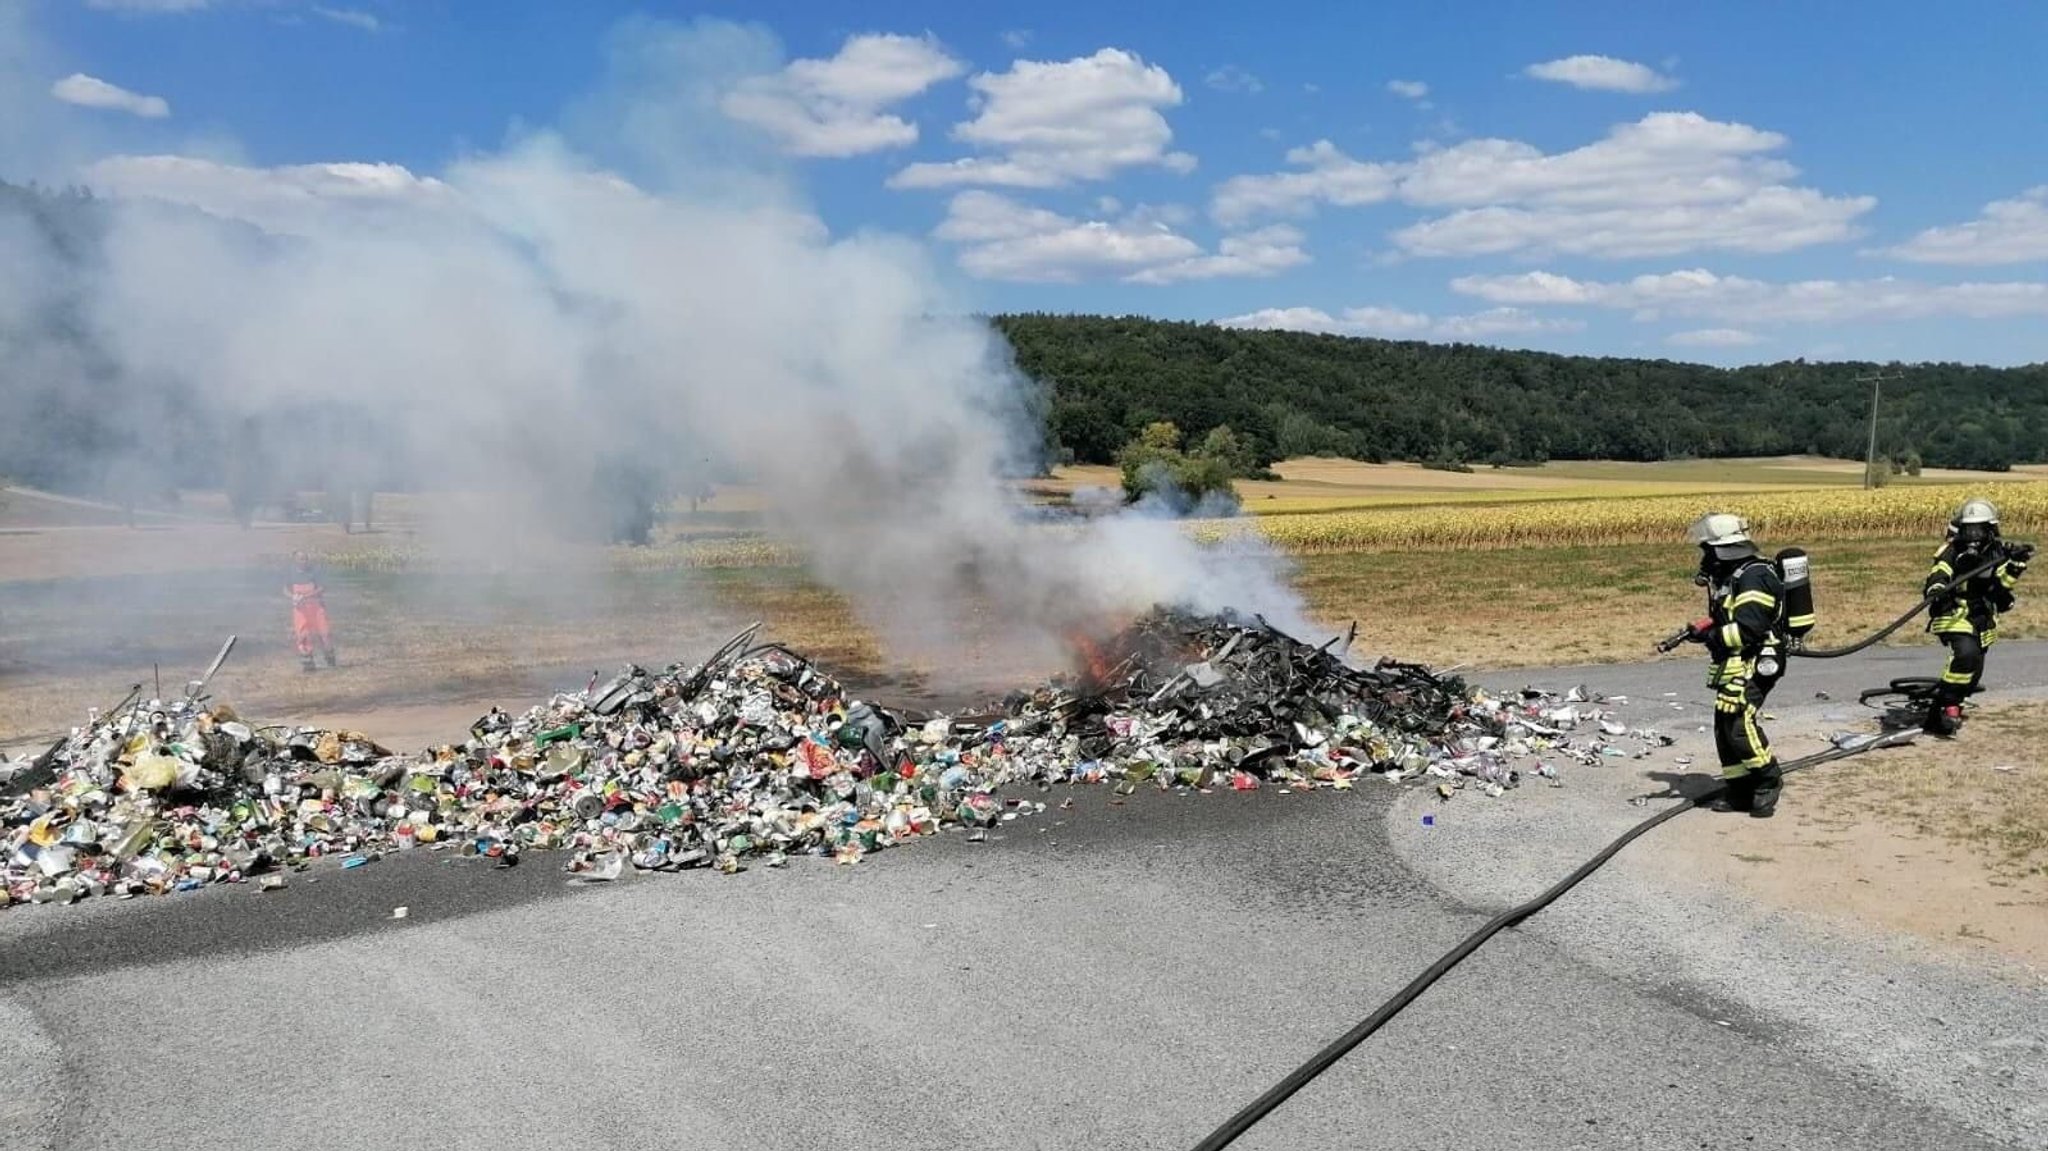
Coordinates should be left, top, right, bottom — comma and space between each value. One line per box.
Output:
2, 15, 1314, 675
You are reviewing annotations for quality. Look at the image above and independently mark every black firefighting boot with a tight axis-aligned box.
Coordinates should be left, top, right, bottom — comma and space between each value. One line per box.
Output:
301, 654, 317, 673
1748, 760, 1783, 819
1922, 702, 1962, 738
323, 646, 338, 668
1711, 772, 1756, 814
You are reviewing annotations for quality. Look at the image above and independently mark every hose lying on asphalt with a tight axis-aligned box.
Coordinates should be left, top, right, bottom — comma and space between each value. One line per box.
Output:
1790, 554, 2002, 659
1185, 730, 1916, 1151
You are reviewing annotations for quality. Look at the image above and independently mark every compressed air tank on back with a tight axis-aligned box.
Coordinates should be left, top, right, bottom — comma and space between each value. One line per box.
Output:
1774, 547, 1816, 639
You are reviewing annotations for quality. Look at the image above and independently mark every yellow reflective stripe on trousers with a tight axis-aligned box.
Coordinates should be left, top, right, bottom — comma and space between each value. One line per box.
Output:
1739, 709, 1771, 768
1786, 613, 1815, 629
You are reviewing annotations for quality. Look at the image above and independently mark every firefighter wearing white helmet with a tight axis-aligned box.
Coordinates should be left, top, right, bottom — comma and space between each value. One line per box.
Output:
1922, 498, 2033, 735
1673, 513, 1789, 817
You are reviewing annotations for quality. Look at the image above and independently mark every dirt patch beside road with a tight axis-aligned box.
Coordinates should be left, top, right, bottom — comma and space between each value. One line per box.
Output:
1666, 696, 2048, 970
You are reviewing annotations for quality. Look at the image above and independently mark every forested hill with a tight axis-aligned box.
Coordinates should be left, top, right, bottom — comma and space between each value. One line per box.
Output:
993, 313, 2048, 472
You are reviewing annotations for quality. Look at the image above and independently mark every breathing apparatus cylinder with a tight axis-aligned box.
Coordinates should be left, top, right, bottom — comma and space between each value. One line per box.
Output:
1775, 547, 1815, 640
1752, 548, 1815, 678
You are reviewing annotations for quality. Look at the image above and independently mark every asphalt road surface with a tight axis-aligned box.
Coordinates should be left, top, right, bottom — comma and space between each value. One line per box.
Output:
5, 641, 2046, 1151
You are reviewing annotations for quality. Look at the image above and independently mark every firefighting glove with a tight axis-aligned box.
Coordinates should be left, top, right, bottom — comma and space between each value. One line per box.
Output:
1686, 617, 1714, 642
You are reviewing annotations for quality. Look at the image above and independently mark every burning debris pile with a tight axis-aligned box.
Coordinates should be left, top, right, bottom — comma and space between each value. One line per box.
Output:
2, 611, 1667, 911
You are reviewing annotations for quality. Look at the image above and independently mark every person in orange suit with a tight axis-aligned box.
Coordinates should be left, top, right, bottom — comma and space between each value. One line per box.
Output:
287, 551, 337, 672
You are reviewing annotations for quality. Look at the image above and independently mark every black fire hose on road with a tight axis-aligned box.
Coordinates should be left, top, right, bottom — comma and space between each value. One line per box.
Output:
1185, 729, 1917, 1151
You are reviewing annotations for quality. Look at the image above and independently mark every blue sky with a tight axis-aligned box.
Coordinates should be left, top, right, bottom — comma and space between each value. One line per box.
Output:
14, 0, 2048, 365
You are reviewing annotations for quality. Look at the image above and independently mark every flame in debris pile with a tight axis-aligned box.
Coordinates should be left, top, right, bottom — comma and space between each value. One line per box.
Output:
1063, 624, 1126, 693
0, 611, 1674, 910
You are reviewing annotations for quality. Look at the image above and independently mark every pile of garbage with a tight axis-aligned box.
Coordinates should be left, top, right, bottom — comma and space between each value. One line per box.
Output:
2, 610, 1668, 910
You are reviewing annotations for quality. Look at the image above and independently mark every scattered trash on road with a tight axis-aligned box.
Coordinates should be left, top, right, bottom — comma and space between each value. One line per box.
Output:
3, 612, 1667, 912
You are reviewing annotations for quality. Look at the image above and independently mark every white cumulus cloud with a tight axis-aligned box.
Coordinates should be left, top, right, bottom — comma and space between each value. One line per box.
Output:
83, 154, 460, 236
1212, 139, 1399, 227
891, 48, 1195, 189
1221, 303, 1579, 341
1130, 224, 1308, 284
1452, 268, 2048, 325
1206, 65, 1263, 94
1386, 79, 1429, 100
1668, 328, 1762, 347
313, 6, 381, 33
721, 32, 964, 158
1392, 186, 1865, 259
50, 72, 169, 118
1524, 54, 1678, 93
84, 0, 211, 10
933, 190, 1304, 284
1883, 186, 2048, 265
1214, 111, 1873, 258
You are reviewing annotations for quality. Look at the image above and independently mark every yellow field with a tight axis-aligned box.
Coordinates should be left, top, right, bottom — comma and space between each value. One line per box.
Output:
1203, 481, 2048, 554
296, 477, 2047, 574
1031, 456, 2048, 516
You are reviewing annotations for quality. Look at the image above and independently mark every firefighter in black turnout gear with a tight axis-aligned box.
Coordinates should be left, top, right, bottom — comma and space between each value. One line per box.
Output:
1674, 514, 1802, 818
1923, 498, 2032, 736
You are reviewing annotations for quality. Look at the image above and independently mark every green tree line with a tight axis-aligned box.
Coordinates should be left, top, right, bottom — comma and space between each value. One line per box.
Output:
995, 314, 2048, 472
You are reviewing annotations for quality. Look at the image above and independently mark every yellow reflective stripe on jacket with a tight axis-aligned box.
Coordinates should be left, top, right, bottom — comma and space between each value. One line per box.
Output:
1729, 590, 1778, 611
1719, 622, 1743, 648
1931, 559, 1954, 577
2000, 565, 2021, 589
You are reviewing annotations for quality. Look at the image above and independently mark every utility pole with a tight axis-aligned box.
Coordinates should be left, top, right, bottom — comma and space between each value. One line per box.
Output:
1855, 369, 1905, 489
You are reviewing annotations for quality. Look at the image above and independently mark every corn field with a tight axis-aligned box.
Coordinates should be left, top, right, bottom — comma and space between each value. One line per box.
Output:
1202, 481, 2048, 554
306, 481, 2045, 572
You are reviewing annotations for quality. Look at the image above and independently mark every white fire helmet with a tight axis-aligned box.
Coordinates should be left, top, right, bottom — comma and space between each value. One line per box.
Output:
1689, 512, 1759, 562
1952, 498, 1999, 527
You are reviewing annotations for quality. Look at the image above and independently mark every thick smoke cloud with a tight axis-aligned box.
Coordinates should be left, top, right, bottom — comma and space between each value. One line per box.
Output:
3, 15, 1313, 671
